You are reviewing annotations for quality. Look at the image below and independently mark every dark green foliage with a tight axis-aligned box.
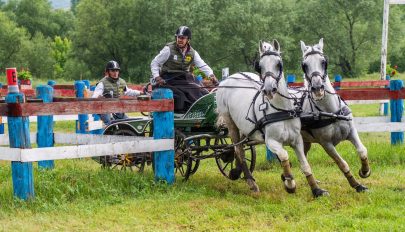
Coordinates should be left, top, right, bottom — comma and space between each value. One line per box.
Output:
0, 0, 405, 81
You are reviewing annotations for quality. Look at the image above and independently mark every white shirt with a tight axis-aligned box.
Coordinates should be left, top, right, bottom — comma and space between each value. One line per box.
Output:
92, 79, 141, 98
150, 45, 214, 79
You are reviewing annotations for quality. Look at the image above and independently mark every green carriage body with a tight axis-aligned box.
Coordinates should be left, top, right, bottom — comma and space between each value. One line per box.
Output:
104, 92, 219, 136
99, 91, 256, 180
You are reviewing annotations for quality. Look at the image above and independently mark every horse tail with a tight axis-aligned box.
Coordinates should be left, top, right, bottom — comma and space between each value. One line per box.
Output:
216, 112, 229, 129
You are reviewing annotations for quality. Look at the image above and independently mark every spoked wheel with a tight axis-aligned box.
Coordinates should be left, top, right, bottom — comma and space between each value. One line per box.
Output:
175, 132, 201, 181
99, 129, 151, 172
215, 138, 256, 180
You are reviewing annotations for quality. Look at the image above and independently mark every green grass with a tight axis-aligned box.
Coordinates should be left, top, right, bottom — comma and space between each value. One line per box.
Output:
0, 74, 404, 231
0, 129, 404, 230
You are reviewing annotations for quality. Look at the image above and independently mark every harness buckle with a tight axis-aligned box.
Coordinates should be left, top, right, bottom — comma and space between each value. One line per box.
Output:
313, 112, 320, 120
289, 110, 297, 118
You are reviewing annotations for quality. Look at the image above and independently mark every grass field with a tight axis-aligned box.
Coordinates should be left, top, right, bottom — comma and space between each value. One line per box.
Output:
0, 75, 404, 231
0, 137, 403, 231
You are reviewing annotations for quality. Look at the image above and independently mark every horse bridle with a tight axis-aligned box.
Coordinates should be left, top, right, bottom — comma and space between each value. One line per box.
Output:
301, 49, 328, 86
256, 50, 283, 83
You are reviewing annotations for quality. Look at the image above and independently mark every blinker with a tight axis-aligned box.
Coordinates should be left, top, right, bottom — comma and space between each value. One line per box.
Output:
259, 102, 268, 111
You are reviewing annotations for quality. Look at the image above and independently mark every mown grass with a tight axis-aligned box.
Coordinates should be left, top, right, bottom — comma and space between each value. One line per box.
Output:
0, 76, 404, 231
0, 138, 403, 231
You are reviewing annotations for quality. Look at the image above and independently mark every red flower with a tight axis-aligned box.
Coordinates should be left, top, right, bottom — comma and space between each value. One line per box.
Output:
392, 70, 396, 76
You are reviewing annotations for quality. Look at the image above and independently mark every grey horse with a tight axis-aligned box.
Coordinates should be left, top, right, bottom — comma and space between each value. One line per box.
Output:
216, 40, 328, 197
299, 38, 371, 192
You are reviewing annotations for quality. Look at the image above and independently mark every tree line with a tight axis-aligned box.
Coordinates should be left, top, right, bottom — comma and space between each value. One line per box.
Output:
0, 0, 404, 83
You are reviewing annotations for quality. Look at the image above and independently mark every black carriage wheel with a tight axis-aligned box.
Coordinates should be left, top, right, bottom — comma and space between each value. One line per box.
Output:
99, 129, 149, 172
174, 132, 201, 181
215, 138, 256, 180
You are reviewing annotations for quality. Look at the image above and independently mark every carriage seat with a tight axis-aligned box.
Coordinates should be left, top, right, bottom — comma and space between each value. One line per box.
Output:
174, 92, 216, 119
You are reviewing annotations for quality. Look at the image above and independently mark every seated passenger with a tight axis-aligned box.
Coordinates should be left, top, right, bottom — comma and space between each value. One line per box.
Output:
92, 60, 141, 125
150, 26, 218, 113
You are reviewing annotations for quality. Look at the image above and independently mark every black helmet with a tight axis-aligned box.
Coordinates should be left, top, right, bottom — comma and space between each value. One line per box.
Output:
175, 26, 191, 39
105, 60, 120, 71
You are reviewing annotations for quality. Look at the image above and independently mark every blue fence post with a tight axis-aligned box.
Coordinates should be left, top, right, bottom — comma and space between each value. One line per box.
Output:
36, 85, 55, 169
83, 80, 90, 90
0, 83, 4, 134
384, 75, 391, 116
286, 74, 296, 85
75, 81, 88, 134
266, 147, 277, 162
6, 92, 34, 200
152, 88, 175, 184
390, 79, 404, 145
47, 80, 56, 87
334, 74, 342, 90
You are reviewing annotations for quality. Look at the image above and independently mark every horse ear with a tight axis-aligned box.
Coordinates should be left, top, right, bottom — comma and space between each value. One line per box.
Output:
272, 39, 280, 52
314, 38, 324, 52
318, 38, 324, 51
259, 40, 264, 54
300, 41, 308, 54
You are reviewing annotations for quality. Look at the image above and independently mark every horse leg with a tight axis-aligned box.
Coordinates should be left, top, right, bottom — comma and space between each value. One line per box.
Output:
321, 143, 368, 192
223, 115, 259, 192
303, 142, 321, 184
291, 139, 329, 197
348, 129, 371, 178
236, 135, 260, 192
303, 142, 311, 157
266, 139, 296, 193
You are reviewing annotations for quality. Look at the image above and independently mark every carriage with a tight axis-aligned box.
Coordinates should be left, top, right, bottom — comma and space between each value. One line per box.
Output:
93, 90, 258, 180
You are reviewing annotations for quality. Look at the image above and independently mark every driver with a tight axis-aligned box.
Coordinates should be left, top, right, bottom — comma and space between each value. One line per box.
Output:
92, 60, 141, 125
150, 26, 218, 113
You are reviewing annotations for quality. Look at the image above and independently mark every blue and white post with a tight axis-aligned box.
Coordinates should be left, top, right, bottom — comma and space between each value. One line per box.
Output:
390, 79, 404, 144
75, 81, 88, 134
6, 68, 34, 200
152, 88, 175, 184
36, 85, 55, 169
90, 84, 103, 134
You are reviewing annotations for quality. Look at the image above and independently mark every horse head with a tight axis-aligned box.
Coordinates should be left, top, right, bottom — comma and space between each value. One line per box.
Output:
300, 38, 328, 100
257, 39, 284, 100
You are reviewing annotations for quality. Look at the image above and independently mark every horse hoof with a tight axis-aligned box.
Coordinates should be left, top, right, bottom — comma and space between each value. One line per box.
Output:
355, 184, 369, 192
247, 178, 260, 192
285, 185, 296, 194
229, 168, 242, 180
312, 188, 329, 198
281, 174, 296, 194
359, 169, 371, 178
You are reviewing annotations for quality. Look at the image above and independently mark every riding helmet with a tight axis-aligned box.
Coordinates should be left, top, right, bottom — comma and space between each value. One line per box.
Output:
175, 26, 192, 39
105, 60, 120, 71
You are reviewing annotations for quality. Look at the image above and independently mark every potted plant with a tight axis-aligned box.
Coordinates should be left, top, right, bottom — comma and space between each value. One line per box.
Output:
19, 70, 32, 85
386, 64, 399, 78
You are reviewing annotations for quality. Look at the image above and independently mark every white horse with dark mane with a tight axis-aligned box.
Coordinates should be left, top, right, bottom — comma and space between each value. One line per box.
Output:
299, 38, 371, 192
216, 40, 328, 197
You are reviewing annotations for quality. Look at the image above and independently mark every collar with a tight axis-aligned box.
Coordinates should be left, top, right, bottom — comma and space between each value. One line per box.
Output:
106, 76, 119, 83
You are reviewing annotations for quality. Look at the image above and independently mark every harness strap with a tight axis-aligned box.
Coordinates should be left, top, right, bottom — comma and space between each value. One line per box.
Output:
301, 105, 352, 130
245, 90, 262, 124
257, 111, 299, 129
